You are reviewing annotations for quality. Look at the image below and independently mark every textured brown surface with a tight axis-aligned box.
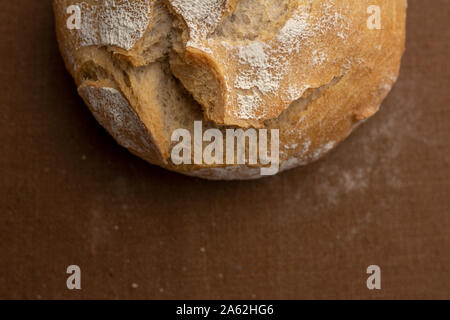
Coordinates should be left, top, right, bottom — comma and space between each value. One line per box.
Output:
0, 0, 449, 299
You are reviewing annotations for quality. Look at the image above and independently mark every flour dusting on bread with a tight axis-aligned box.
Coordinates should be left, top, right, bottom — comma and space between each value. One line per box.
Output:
78, 86, 153, 155
73, 0, 152, 50
168, 0, 352, 126
170, 0, 232, 46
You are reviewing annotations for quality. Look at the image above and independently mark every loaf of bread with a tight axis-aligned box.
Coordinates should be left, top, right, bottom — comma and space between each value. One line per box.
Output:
53, 0, 406, 180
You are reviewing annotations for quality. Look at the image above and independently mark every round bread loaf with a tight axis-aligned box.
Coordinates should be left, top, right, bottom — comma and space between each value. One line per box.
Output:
53, 0, 406, 180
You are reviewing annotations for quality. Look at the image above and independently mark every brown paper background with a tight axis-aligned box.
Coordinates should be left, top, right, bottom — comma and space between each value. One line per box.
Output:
0, 0, 449, 300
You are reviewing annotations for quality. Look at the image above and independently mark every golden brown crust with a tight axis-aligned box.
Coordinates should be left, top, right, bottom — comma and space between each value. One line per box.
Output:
167, 0, 406, 127
53, 0, 406, 180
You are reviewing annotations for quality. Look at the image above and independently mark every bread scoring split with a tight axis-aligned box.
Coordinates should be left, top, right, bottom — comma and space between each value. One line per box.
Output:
169, 0, 353, 128
54, 0, 406, 180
